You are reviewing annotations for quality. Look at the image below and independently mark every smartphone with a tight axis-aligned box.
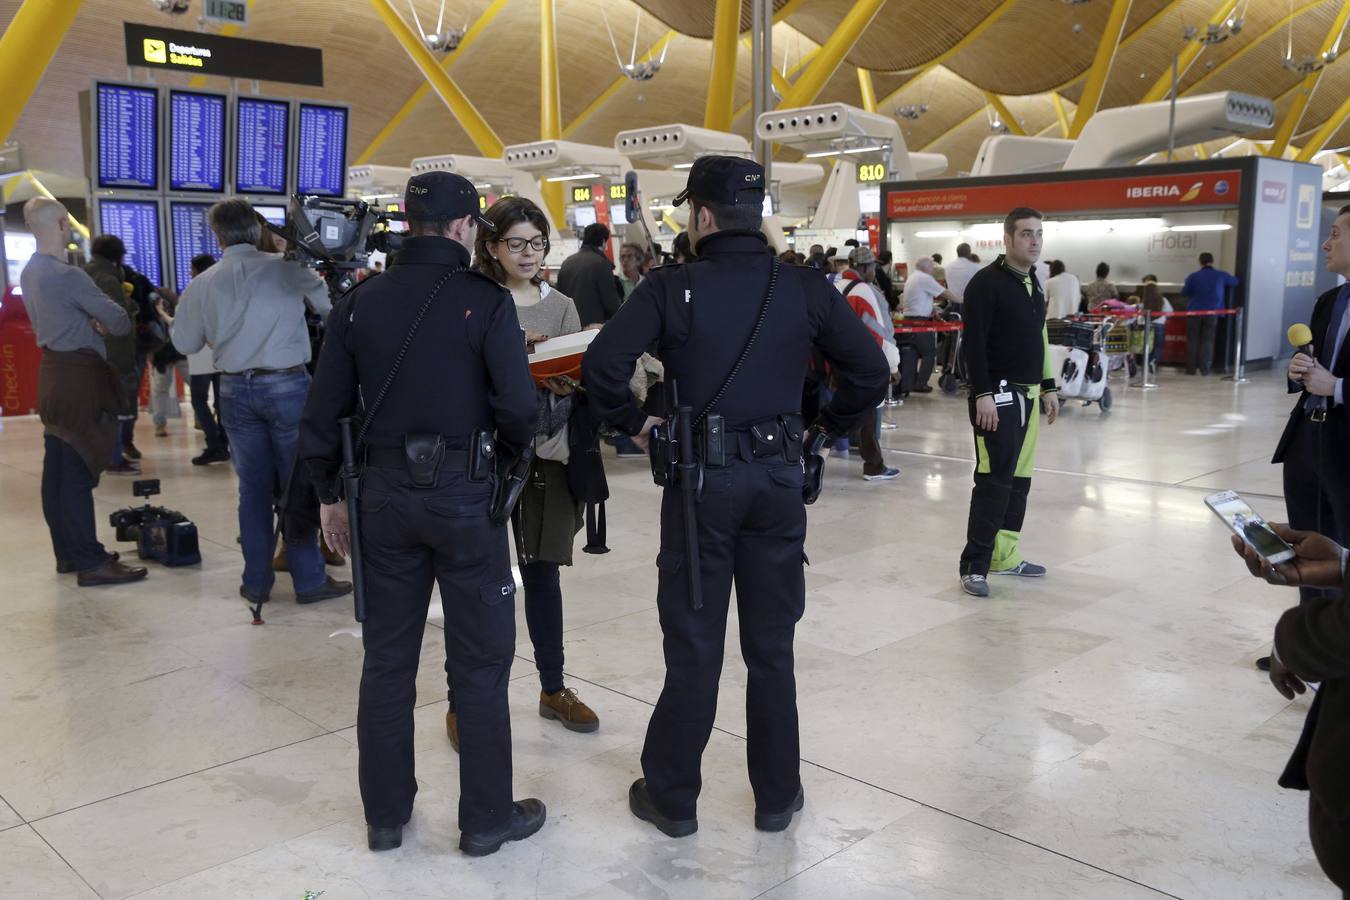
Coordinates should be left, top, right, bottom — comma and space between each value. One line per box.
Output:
1205, 490, 1296, 564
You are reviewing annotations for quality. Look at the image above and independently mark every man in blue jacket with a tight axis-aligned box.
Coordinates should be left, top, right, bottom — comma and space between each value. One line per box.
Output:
1180, 252, 1239, 375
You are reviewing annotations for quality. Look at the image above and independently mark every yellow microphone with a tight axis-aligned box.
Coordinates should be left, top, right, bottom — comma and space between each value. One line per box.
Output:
1288, 323, 1314, 358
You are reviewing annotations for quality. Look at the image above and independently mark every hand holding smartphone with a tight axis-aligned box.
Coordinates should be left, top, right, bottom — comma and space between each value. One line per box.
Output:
1205, 491, 1296, 564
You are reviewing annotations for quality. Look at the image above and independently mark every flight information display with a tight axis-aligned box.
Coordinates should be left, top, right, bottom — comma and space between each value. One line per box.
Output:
96, 82, 159, 190
168, 90, 226, 192
169, 201, 221, 292
235, 96, 289, 195
296, 102, 347, 197
98, 199, 164, 286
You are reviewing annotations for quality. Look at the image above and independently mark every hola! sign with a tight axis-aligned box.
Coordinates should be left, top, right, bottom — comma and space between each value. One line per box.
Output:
887, 170, 1242, 220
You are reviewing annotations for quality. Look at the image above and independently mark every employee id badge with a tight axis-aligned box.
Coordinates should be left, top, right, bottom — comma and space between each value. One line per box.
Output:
993, 380, 1015, 407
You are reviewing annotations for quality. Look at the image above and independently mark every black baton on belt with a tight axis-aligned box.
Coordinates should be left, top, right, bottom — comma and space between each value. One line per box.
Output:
671, 383, 703, 611
338, 417, 367, 623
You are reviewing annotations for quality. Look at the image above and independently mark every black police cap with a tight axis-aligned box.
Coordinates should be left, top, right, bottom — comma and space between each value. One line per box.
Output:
672, 155, 765, 208
404, 171, 495, 230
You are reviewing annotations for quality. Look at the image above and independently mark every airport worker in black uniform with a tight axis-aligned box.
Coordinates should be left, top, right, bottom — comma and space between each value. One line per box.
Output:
581, 155, 889, 837
297, 171, 545, 857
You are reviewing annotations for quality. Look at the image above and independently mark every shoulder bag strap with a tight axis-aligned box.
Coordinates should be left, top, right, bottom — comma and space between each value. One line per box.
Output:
694, 258, 781, 425
353, 266, 463, 451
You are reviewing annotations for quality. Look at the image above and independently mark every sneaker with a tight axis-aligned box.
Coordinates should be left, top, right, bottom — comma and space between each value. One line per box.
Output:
106, 461, 141, 476
192, 448, 230, 466
991, 560, 1047, 577
862, 467, 900, 481
539, 687, 599, 733
961, 574, 989, 597
154, 423, 168, 437
122, 442, 142, 460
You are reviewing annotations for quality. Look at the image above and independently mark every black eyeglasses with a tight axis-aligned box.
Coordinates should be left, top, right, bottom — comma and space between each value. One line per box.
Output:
497, 236, 548, 253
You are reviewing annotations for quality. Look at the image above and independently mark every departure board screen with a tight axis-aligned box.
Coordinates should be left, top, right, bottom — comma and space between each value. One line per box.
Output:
96, 83, 159, 190
98, 199, 164, 286
255, 205, 287, 226
235, 97, 289, 195
167, 90, 226, 192
296, 102, 347, 197
168, 201, 221, 292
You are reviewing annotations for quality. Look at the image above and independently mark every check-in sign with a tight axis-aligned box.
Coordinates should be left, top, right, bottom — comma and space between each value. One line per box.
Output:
204, 0, 248, 25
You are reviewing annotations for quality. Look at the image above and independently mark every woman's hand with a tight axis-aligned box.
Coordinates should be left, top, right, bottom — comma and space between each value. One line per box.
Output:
524, 331, 549, 347
542, 376, 576, 396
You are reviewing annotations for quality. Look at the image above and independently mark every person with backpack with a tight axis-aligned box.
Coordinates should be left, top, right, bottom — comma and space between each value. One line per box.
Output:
837, 246, 900, 482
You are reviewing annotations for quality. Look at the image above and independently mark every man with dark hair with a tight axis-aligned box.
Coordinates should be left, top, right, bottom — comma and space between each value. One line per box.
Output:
584, 155, 888, 840
172, 197, 350, 608
673, 231, 695, 264
1181, 251, 1240, 375
958, 207, 1060, 598
84, 235, 143, 475
299, 170, 543, 856
22, 198, 146, 586
557, 222, 621, 327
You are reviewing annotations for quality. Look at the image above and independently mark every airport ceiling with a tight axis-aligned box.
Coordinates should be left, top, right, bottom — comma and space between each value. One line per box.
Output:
7, 0, 1350, 197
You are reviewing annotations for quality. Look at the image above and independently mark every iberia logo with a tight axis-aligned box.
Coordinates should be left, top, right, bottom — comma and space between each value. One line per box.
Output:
1125, 181, 1205, 202
1180, 181, 1203, 202
143, 38, 166, 64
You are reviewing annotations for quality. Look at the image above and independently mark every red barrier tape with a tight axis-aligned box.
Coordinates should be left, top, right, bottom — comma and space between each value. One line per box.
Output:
894, 321, 964, 334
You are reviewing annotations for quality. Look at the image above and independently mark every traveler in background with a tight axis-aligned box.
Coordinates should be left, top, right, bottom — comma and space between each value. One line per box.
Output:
1180, 251, 1239, 376
673, 231, 695, 264
1228, 523, 1350, 895
83, 235, 142, 476
153, 254, 229, 465
20, 197, 147, 586
827, 252, 850, 284
171, 198, 352, 607
1139, 275, 1172, 372
148, 289, 189, 439
901, 256, 959, 394
930, 253, 946, 284
618, 242, 645, 299
1084, 262, 1118, 309
838, 246, 900, 482
557, 223, 621, 327
1044, 259, 1081, 320
944, 243, 981, 300
874, 250, 898, 311
461, 194, 600, 748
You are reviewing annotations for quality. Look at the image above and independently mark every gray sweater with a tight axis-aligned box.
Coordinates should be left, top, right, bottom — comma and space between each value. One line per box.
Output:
516, 282, 581, 339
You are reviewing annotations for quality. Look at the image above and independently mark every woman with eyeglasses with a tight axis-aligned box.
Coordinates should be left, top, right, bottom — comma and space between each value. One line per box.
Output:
439, 196, 598, 750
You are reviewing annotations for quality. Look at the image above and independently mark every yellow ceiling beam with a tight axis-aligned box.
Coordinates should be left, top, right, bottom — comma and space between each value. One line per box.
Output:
705, 0, 741, 131
188, 0, 255, 88
1140, 0, 1240, 104
1069, 0, 1133, 137
0, 0, 83, 145
370, 0, 502, 159
858, 69, 878, 113
1297, 93, 1350, 160
539, 0, 566, 229
356, 0, 510, 164
1268, 0, 1350, 157
983, 92, 1025, 136
731, 46, 820, 122
1050, 92, 1070, 137
779, 0, 889, 110
1185, 0, 1333, 94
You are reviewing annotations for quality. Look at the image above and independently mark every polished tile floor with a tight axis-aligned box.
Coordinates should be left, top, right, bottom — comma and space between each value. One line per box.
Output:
0, 367, 1334, 899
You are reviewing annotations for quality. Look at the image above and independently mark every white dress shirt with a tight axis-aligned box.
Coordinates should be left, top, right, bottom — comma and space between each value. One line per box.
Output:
943, 256, 981, 299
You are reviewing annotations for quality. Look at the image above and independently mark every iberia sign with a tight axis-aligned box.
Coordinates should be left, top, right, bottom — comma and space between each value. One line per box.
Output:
887, 170, 1242, 220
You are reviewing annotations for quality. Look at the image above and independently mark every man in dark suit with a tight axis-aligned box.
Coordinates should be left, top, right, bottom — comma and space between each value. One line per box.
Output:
1272, 204, 1350, 603
557, 223, 622, 327
1230, 524, 1350, 895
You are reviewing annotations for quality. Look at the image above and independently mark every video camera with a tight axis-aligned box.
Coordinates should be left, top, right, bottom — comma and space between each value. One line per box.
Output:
258, 195, 407, 296
108, 479, 201, 567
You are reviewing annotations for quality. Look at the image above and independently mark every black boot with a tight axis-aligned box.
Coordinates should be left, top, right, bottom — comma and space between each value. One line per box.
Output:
459, 799, 546, 857
628, 778, 697, 838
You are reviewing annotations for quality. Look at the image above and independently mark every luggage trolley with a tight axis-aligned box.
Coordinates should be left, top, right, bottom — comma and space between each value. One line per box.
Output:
1046, 317, 1113, 412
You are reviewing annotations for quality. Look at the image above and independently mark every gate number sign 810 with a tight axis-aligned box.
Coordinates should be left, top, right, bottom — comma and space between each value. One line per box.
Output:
857, 163, 887, 183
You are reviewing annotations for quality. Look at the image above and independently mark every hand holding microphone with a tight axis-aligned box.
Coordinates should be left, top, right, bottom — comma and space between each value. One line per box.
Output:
1288, 323, 1338, 397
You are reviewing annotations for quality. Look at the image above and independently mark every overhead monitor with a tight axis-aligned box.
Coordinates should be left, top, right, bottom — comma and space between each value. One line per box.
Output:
98, 198, 164, 287
167, 88, 226, 192
296, 102, 348, 197
573, 205, 597, 229
168, 200, 222, 293
95, 81, 159, 190
255, 204, 287, 226
235, 96, 290, 195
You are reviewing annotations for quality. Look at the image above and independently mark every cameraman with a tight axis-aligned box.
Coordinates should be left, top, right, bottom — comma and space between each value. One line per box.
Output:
1230, 524, 1350, 895
170, 198, 351, 607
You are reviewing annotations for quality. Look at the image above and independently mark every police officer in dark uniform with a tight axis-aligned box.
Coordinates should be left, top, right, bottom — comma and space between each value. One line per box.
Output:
297, 172, 545, 856
581, 156, 889, 836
